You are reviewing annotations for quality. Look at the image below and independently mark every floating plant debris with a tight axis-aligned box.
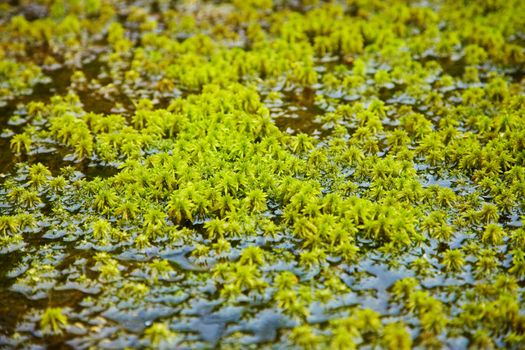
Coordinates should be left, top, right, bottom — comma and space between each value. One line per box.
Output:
0, 0, 524, 349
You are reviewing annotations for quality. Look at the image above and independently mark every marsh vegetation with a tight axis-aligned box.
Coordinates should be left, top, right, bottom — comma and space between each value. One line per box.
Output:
0, 0, 524, 349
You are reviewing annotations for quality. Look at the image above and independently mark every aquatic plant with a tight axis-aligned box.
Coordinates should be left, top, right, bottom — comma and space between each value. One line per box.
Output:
0, 0, 524, 348
382, 322, 412, 350
442, 249, 465, 273
10, 134, 32, 154
40, 308, 68, 335
143, 322, 176, 347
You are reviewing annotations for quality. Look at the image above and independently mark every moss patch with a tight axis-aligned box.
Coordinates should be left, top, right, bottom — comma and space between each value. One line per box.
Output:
0, 0, 524, 349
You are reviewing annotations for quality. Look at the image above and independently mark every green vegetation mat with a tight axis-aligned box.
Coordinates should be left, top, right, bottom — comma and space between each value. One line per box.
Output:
0, 0, 524, 349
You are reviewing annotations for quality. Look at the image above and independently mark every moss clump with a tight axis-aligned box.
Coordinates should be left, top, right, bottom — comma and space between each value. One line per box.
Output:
40, 307, 68, 335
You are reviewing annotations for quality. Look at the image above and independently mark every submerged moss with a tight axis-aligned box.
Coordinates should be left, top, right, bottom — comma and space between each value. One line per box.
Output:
0, 0, 524, 349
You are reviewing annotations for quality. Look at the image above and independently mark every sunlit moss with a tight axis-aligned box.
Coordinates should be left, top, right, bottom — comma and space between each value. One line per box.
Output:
40, 308, 68, 335
0, 0, 524, 348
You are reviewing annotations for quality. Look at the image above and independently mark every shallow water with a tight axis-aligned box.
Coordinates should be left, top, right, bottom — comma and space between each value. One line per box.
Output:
1, 1, 524, 349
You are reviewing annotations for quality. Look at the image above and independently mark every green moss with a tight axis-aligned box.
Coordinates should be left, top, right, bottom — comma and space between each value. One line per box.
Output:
40, 307, 68, 335
0, 0, 524, 348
